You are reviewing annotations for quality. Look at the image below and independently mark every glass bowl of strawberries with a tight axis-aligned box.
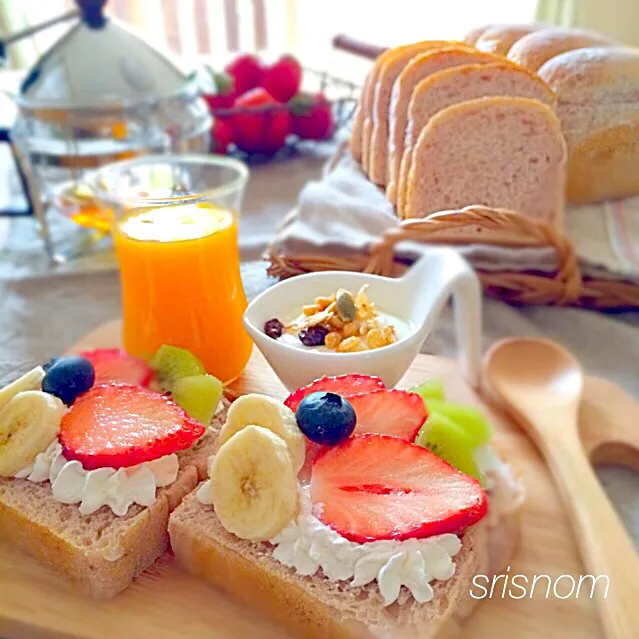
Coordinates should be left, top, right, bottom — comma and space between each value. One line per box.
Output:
202, 53, 359, 162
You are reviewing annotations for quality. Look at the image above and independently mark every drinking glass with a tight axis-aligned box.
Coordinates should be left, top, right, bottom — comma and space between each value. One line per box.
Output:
87, 154, 252, 384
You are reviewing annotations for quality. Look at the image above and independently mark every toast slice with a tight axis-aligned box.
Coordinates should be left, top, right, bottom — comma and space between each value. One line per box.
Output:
364, 41, 455, 180
386, 47, 505, 206
395, 63, 555, 216
0, 400, 229, 599
169, 458, 522, 639
403, 96, 567, 227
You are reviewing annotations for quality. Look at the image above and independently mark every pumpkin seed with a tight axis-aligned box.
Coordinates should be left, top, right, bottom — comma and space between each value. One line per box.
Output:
336, 291, 356, 322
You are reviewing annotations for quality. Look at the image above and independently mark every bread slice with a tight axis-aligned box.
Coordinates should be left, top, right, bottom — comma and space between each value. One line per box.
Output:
395, 63, 555, 216
169, 484, 519, 639
507, 27, 614, 72
0, 401, 229, 598
365, 41, 457, 183
386, 47, 505, 206
538, 46, 639, 203
474, 24, 546, 56
403, 96, 566, 227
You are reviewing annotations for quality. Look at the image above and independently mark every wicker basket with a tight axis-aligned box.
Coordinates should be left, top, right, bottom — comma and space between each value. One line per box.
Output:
267, 203, 639, 310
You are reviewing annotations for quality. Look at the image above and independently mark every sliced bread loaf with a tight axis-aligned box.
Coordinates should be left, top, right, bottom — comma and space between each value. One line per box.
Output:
538, 46, 639, 203
474, 23, 545, 56
386, 47, 505, 206
395, 63, 555, 215
365, 41, 458, 183
403, 96, 567, 226
169, 484, 519, 639
507, 27, 614, 71
0, 403, 228, 598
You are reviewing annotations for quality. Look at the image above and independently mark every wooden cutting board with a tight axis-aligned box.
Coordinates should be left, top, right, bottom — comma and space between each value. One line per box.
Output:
2, 319, 638, 639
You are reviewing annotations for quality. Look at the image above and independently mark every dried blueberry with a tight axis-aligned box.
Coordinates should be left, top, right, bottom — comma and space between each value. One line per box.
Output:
264, 318, 284, 339
299, 325, 329, 347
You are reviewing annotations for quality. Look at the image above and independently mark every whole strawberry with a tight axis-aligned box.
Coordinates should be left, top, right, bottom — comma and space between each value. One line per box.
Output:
231, 87, 292, 154
211, 117, 234, 154
291, 92, 335, 141
225, 53, 264, 96
261, 54, 302, 103
203, 68, 236, 111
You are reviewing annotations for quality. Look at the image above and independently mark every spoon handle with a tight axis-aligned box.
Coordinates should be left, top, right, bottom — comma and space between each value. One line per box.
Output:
539, 428, 639, 639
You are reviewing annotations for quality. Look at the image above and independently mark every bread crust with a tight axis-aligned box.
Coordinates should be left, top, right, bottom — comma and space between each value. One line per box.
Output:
474, 24, 546, 56
169, 485, 520, 639
507, 28, 614, 72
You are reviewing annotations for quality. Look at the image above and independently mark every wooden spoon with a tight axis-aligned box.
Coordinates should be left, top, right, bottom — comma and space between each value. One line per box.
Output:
483, 337, 639, 639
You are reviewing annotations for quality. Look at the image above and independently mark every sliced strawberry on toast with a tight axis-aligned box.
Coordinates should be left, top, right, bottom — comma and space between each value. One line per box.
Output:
79, 348, 153, 387
347, 389, 426, 441
60, 384, 204, 470
310, 434, 487, 543
284, 374, 385, 412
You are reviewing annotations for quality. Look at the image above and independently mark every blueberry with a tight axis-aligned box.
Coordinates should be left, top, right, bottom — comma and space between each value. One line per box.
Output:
299, 325, 329, 347
295, 392, 356, 446
42, 356, 95, 405
42, 357, 58, 372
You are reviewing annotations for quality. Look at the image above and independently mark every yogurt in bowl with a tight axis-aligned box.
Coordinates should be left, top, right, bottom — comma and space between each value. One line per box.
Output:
243, 247, 483, 391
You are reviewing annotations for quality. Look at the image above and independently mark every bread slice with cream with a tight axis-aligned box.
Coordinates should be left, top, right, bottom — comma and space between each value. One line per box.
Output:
507, 27, 614, 71
474, 24, 546, 56
538, 46, 639, 204
403, 96, 566, 226
0, 398, 228, 598
365, 41, 458, 183
386, 47, 506, 206
395, 63, 555, 216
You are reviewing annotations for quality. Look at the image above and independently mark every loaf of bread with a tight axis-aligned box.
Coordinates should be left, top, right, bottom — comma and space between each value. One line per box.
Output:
386, 46, 505, 205
0, 406, 227, 598
366, 41, 458, 184
403, 97, 567, 226
475, 24, 545, 55
169, 483, 519, 639
354, 41, 452, 174
538, 46, 639, 203
396, 64, 556, 216
507, 27, 614, 71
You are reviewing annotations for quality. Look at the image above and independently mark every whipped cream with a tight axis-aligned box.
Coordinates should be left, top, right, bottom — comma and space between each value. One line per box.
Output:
15, 441, 179, 516
269, 487, 461, 606
278, 309, 415, 352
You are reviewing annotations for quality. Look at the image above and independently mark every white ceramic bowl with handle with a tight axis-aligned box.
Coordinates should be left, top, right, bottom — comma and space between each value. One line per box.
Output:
243, 247, 482, 391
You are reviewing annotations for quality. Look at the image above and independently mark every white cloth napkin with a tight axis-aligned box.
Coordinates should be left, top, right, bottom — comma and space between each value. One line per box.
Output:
272, 146, 639, 283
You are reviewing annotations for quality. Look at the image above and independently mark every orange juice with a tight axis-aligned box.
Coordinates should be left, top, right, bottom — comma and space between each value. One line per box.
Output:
113, 202, 252, 383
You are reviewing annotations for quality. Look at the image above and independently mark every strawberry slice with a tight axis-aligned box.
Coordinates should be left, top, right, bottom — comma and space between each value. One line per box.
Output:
348, 389, 426, 441
284, 374, 385, 412
60, 385, 204, 470
310, 434, 487, 543
79, 348, 153, 387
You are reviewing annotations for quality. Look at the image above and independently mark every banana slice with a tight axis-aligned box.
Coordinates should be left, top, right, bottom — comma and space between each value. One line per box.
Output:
218, 394, 305, 474
0, 390, 65, 477
211, 425, 298, 541
0, 366, 46, 412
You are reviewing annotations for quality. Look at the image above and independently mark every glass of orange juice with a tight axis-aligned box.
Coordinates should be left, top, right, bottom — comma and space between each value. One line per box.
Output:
87, 154, 252, 384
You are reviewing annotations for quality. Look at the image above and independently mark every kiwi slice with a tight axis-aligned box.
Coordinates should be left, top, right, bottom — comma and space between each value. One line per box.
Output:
172, 374, 223, 425
424, 400, 492, 447
151, 345, 206, 391
416, 412, 484, 484
409, 379, 445, 403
